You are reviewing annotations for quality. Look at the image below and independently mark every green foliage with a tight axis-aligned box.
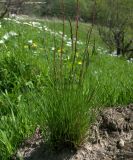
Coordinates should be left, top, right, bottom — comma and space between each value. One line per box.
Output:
96, 0, 133, 26
0, 15, 133, 159
35, 0, 92, 21
86, 54, 133, 106
26, 0, 133, 25
97, 0, 133, 56
0, 53, 45, 93
0, 92, 44, 160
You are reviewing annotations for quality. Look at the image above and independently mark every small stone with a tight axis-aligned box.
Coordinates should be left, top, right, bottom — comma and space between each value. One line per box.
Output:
117, 139, 125, 149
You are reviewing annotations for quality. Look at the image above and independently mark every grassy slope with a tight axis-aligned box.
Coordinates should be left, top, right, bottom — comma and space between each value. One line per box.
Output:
0, 17, 133, 159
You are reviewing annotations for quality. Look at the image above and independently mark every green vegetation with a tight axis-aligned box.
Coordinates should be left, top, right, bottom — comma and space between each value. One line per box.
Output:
0, 5, 133, 159
25, 0, 133, 26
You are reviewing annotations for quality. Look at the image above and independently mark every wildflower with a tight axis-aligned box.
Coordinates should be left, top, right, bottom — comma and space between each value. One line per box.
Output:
97, 48, 102, 51
58, 48, 64, 55
130, 58, 133, 61
52, 47, 55, 51
32, 43, 37, 49
9, 31, 18, 36
38, 26, 43, 30
67, 56, 70, 60
66, 41, 72, 47
27, 40, 37, 49
77, 41, 83, 45
64, 35, 67, 38
59, 31, 63, 35
94, 71, 98, 74
23, 22, 32, 26
14, 20, 21, 24
58, 49, 61, 53
44, 25, 47, 28
3, 31, 18, 41
3, 18, 12, 21
0, 23, 1, 28
44, 27, 48, 31
24, 45, 28, 49
3, 33, 10, 40
33, 51, 37, 56
28, 40, 33, 45
78, 61, 82, 65
63, 37, 67, 41
32, 22, 41, 27
0, 40, 5, 44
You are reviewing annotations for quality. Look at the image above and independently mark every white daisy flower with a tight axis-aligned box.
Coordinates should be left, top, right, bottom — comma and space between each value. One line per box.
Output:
3, 33, 10, 40
130, 58, 133, 61
38, 26, 43, 30
0, 40, 5, 44
66, 41, 72, 47
59, 31, 63, 35
9, 31, 18, 36
13, 20, 21, 24
77, 41, 83, 45
51, 47, 55, 51
94, 71, 98, 74
28, 40, 33, 45
32, 22, 41, 27
3, 18, 12, 21
23, 22, 32, 26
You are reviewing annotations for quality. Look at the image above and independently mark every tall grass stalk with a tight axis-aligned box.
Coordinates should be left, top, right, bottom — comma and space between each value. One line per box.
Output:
60, 0, 65, 75
79, 0, 97, 84
43, 0, 97, 149
68, 18, 74, 52
71, 0, 80, 77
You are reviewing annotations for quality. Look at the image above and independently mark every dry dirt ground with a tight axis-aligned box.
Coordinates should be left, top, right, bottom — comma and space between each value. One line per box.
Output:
14, 104, 133, 160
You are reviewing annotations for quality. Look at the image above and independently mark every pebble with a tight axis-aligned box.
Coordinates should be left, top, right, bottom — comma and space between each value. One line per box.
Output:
117, 139, 125, 149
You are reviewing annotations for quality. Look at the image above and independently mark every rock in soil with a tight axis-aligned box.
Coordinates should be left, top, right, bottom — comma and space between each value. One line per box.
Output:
13, 104, 133, 160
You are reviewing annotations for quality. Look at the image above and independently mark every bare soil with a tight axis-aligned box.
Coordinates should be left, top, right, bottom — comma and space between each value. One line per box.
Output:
13, 104, 133, 160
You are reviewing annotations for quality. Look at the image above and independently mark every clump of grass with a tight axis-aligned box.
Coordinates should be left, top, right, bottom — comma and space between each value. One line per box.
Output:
41, 0, 97, 149
43, 80, 95, 149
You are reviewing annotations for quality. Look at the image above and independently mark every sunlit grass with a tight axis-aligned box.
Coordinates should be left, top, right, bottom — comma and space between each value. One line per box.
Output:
0, 17, 133, 159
